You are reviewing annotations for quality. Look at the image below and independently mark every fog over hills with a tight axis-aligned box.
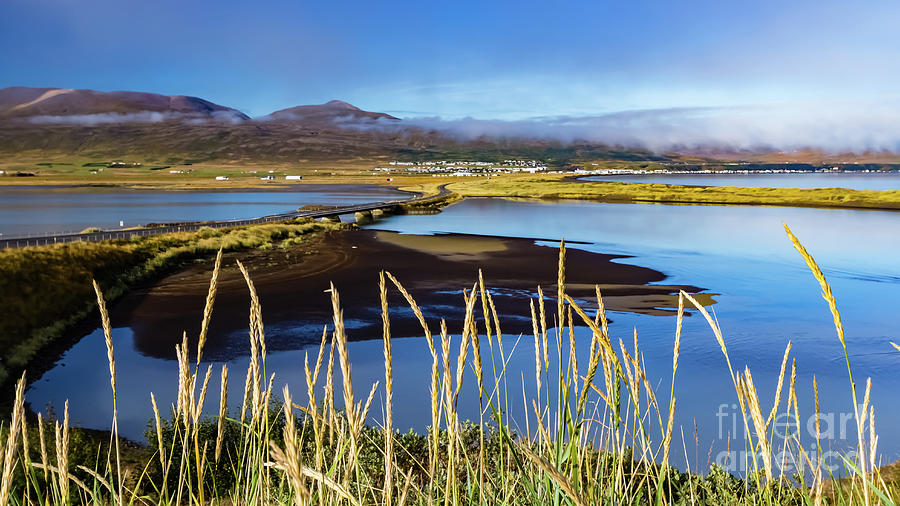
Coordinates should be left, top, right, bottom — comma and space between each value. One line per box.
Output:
390, 102, 900, 155
1, 86, 899, 163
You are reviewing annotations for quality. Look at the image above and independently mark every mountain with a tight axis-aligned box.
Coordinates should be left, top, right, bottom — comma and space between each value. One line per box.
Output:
262, 100, 399, 124
0, 86, 249, 120
4, 86, 892, 166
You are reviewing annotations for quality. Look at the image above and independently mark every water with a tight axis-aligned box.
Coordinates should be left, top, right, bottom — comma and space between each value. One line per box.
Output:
26, 198, 900, 474
582, 172, 900, 190
0, 185, 407, 236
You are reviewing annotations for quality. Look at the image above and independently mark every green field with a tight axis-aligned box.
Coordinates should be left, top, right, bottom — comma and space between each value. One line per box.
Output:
448, 175, 900, 210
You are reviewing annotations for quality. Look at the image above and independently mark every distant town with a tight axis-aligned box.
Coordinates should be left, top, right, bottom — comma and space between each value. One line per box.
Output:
369, 160, 900, 177
372, 160, 547, 176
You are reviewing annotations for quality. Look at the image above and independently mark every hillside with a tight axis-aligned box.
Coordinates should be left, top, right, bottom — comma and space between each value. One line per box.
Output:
0, 87, 672, 165
263, 99, 399, 124
2, 86, 899, 167
0, 87, 248, 120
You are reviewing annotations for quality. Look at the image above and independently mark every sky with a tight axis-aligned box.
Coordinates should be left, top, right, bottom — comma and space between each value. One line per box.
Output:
2, 0, 900, 124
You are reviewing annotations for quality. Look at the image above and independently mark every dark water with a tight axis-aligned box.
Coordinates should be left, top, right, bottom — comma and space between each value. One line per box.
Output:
26, 198, 900, 474
583, 172, 900, 190
0, 185, 406, 236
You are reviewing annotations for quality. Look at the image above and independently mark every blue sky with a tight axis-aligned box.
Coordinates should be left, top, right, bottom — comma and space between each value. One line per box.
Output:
2, 0, 899, 120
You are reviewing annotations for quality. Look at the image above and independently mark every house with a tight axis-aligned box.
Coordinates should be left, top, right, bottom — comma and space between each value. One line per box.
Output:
285, 175, 303, 180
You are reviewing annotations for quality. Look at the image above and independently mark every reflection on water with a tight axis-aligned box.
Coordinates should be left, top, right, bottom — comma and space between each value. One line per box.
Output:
115, 230, 693, 362
582, 172, 900, 190
26, 198, 900, 472
0, 185, 406, 236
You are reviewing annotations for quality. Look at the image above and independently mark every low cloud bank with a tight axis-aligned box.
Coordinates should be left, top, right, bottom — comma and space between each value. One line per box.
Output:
20, 101, 900, 153
368, 102, 900, 153
26, 109, 247, 125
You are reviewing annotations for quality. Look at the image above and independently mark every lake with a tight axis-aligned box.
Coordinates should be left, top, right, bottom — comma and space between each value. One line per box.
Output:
24, 197, 900, 474
0, 184, 407, 237
583, 172, 900, 190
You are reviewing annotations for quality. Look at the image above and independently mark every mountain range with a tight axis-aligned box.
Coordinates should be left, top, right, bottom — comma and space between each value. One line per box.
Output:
0, 86, 662, 165
0, 86, 895, 166
0, 87, 397, 124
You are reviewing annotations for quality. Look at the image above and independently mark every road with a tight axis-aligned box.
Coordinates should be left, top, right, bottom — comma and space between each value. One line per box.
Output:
0, 184, 451, 250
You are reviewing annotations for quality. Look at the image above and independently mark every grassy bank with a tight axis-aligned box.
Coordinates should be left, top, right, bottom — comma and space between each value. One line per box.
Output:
449, 175, 900, 210
0, 219, 348, 387
399, 188, 461, 211
0, 227, 896, 504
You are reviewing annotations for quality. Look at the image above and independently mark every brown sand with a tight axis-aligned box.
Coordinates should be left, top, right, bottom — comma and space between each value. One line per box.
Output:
111, 229, 713, 361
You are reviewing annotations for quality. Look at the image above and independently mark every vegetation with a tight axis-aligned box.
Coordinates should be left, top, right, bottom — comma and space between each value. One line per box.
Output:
0, 158, 460, 190
0, 226, 896, 504
399, 189, 459, 211
449, 175, 900, 210
6, 154, 900, 197
0, 219, 348, 387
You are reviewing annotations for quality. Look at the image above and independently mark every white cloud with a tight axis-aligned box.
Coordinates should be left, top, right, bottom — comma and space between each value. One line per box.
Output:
26, 110, 248, 125
353, 101, 900, 153
27, 111, 178, 124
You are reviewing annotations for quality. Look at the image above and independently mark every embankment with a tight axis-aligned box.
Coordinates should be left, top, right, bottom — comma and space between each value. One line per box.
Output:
0, 219, 349, 387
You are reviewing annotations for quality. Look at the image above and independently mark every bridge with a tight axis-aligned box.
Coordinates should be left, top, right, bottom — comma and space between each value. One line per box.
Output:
0, 184, 450, 250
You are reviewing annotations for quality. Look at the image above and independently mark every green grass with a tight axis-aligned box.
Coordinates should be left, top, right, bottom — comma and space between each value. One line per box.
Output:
0, 225, 896, 505
449, 175, 900, 210
0, 219, 348, 387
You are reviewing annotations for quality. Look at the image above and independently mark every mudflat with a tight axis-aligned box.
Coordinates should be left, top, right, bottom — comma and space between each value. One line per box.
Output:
111, 228, 712, 361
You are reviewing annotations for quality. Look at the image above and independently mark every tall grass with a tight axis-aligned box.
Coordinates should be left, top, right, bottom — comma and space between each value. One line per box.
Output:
0, 225, 896, 504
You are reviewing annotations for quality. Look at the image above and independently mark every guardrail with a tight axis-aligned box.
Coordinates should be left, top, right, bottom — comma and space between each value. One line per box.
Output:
0, 184, 451, 250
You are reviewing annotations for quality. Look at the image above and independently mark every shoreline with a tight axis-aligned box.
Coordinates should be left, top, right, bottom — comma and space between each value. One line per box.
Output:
14, 228, 350, 413
112, 228, 712, 362
0, 218, 351, 394
0, 181, 416, 194
6, 172, 900, 212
